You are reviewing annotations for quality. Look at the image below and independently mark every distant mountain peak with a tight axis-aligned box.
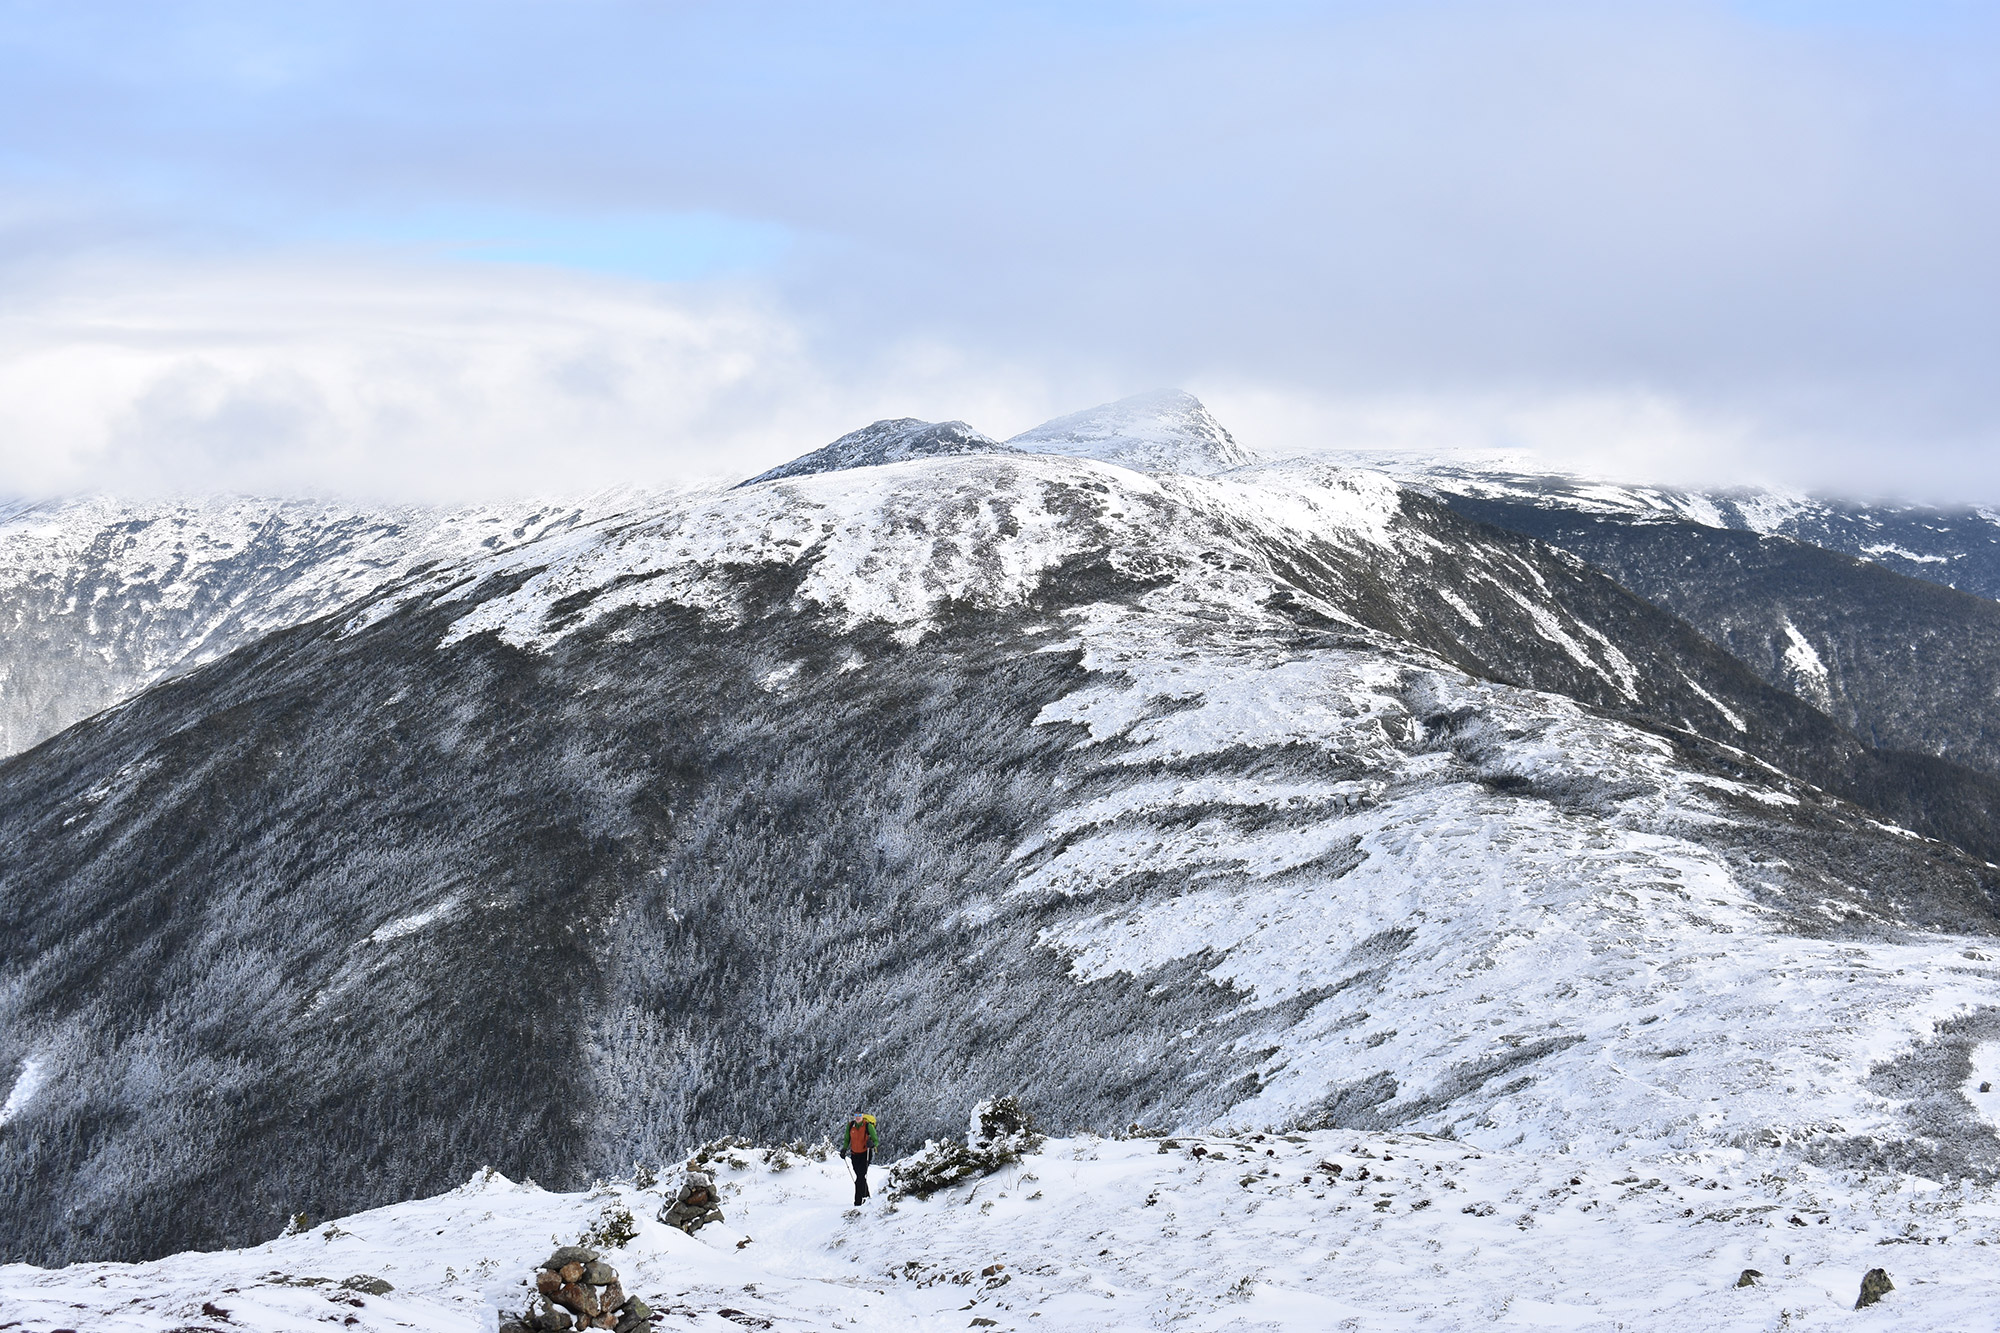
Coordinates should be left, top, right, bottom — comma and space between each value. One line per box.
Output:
1006, 389, 1253, 475
738, 418, 1008, 487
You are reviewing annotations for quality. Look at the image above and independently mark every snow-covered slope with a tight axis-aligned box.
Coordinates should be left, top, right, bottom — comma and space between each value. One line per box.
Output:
737, 419, 1007, 487
0, 495, 632, 757
1376, 459, 2000, 601
1006, 388, 1253, 475
1364, 460, 2000, 786
6, 1128, 1997, 1331
7, 448, 1998, 1269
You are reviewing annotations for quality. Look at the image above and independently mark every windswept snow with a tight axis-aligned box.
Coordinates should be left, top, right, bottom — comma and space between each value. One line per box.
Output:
5, 1134, 1998, 1331
419, 455, 1415, 652
1965, 1043, 2000, 1132
1862, 543, 1951, 565
1006, 388, 1254, 475
1012, 615, 2000, 1158
0, 1057, 44, 1128
369, 898, 462, 944
1779, 619, 1833, 709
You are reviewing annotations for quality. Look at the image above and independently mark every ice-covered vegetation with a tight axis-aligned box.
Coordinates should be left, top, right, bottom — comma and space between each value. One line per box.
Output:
0, 494, 629, 756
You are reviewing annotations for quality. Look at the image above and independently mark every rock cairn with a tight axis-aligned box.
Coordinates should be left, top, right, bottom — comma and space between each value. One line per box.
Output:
501, 1246, 650, 1333
657, 1170, 724, 1234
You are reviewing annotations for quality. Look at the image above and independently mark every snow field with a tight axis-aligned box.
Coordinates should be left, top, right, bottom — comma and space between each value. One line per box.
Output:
1016, 613, 2000, 1156
6, 1133, 1998, 1331
413, 454, 1419, 653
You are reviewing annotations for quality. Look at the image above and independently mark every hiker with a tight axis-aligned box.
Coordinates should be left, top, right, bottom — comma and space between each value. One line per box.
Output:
838, 1112, 878, 1205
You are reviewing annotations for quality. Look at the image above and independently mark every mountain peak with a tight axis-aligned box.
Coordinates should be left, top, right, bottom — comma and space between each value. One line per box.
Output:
1006, 389, 1253, 475
738, 418, 1007, 487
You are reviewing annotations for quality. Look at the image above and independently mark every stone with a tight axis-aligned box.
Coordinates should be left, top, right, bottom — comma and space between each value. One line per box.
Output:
1983, 1081, 1993, 1093
536, 1301, 575, 1332
340, 1275, 394, 1295
536, 1269, 563, 1298
499, 1321, 532, 1333
558, 1282, 599, 1317
1736, 1269, 1762, 1288
582, 1260, 618, 1286
560, 1261, 586, 1284
1855, 1268, 1894, 1309
544, 1246, 597, 1271
658, 1171, 727, 1235
600, 1280, 625, 1311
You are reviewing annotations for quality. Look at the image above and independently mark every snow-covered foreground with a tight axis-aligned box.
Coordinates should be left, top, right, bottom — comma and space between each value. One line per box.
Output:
6, 1131, 1997, 1332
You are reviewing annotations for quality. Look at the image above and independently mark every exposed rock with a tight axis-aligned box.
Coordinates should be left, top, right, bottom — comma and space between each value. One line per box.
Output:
738, 419, 1007, 487
1735, 1268, 1762, 1288
1855, 1267, 1894, 1309
339, 1274, 393, 1295
521, 1251, 648, 1333
658, 1169, 726, 1235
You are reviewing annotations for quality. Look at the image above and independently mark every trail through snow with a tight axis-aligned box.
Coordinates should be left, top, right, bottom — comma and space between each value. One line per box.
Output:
5, 1133, 1996, 1331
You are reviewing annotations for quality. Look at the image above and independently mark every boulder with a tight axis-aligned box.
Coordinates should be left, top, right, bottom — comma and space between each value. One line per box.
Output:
557, 1282, 598, 1318
544, 1246, 597, 1271
1855, 1268, 1894, 1309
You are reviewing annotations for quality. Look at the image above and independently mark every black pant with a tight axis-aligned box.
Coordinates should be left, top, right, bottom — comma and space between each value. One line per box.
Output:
850, 1151, 871, 1204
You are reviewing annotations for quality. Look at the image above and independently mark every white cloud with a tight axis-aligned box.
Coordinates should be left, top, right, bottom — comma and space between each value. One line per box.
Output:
0, 253, 1067, 502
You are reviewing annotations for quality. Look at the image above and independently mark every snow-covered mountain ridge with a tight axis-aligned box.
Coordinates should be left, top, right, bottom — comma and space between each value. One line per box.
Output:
1366, 459, 2000, 789
0, 493, 634, 757
7, 427, 2000, 1271
733, 389, 1251, 490
0, 392, 1243, 760
6, 1127, 1997, 1331
1374, 458, 2000, 601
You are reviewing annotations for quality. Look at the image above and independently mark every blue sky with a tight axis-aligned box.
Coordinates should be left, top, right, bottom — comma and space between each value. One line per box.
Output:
1, 1, 1997, 498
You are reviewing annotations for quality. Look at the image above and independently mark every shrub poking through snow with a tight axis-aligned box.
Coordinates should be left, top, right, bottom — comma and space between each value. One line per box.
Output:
888, 1097, 1044, 1200
970, 1096, 1044, 1156
580, 1204, 638, 1250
